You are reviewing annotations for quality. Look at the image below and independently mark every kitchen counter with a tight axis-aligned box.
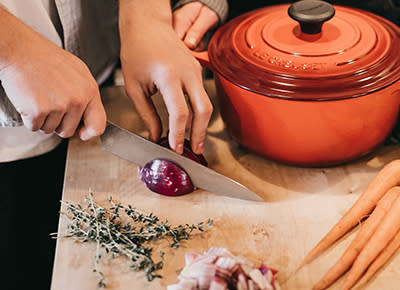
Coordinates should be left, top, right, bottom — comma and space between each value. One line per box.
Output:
51, 79, 400, 290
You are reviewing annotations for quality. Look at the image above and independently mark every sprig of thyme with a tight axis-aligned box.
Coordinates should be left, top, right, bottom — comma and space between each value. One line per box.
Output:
53, 192, 213, 288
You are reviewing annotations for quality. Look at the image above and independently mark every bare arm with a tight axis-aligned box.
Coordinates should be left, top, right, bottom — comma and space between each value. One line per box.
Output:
0, 7, 106, 140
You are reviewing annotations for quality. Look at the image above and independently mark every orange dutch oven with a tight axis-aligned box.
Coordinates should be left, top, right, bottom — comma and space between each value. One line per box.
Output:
195, 0, 400, 167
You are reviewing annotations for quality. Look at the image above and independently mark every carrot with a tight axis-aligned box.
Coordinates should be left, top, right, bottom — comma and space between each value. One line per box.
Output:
352, 228, 400, 289
312, 186, 400, 290
341, 195, 400, 290
298, 160, 400, 269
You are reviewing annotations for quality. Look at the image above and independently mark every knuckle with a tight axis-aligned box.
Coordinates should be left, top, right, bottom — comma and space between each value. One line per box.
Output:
172, 106, 189, 123
69, 94, 86, 109
173, 12, 191, 27
51, 102, 67, 114
170, 129, 186, 142
88, 83, 100, 97
30, 105, 46, 119
197, 101, 213, 118
154, 65, 177, 82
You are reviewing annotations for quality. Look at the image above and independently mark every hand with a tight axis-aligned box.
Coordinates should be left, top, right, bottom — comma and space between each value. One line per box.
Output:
0, 8, 106, 141
119, 0, 213, 155
173, 2, 219, 49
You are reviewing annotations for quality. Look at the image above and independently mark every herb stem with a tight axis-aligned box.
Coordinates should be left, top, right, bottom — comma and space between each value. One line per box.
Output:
56, 192, 213, 288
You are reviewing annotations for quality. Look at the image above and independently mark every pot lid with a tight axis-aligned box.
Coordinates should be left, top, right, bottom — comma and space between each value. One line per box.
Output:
208, 0, 400, 100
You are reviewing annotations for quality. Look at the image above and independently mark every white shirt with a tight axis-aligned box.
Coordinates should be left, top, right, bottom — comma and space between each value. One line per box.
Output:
0, 0, 64, 162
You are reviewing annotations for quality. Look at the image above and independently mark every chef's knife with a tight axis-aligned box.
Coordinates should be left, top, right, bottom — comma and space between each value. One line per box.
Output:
100, 121, 263, 202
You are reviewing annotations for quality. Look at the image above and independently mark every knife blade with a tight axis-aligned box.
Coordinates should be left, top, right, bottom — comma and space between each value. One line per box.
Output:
100, 121, 263, 202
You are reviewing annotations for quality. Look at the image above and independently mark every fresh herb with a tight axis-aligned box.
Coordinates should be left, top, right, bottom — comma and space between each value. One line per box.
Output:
53, 192, 213, 288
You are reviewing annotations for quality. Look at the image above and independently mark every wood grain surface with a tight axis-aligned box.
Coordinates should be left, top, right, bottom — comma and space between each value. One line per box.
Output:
51, 80, 400, 290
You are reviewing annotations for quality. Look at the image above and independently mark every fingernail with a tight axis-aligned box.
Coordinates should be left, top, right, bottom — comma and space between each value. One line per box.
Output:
176, 143, 184, 154
195, 142, 204, 154
185, 36, 197, 47
80, 132, 90, 141
80, 127, 95, 141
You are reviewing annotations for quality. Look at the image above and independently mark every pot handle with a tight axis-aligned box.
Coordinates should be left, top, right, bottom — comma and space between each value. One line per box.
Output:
288, 0, 335, 34
190, 50, 214, 72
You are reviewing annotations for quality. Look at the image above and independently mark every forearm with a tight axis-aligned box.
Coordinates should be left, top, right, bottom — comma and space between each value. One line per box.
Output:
119, 0, 173, 32
0, 7, 28, 71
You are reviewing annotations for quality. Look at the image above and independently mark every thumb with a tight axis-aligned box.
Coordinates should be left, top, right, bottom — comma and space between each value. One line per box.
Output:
78, 97, 107, 141
184, 6, 218, 49
173, 2, 202, 39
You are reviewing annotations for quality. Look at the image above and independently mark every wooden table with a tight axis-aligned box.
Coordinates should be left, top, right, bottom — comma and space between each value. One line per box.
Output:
51, 80, 400, 290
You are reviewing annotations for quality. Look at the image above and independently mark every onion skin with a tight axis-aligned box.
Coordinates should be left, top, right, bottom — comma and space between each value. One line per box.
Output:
139, 159, 194, 196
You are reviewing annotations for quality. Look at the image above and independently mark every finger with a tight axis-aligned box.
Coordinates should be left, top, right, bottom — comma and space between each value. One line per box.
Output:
172, 2, 202, 39
78, 97, 107, 141
55, 104, 84, 138
125, 82, 162, 142
156, 80, 189, 155
18, 108, 46, 132
53, 93, 87, 138
185, 95, 194, 131
183, 6, 219, 49
184, 79, 213, 155
40, 111, 65, 134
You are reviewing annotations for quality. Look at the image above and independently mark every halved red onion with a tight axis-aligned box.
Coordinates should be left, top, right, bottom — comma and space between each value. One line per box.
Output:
139, 159, 194, 196
138, 138, 208, 196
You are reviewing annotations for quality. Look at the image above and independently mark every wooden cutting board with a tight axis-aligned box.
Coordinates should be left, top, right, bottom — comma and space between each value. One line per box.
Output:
51, 80, 400, 290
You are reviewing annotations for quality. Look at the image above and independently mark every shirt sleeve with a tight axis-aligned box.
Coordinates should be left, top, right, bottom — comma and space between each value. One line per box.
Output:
0, 86, 23, 127
172, 0, 229, 24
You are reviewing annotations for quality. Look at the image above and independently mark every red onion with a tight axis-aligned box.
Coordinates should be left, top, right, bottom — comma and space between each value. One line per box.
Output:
139, 159, 194, 196
139, 138, 208, 196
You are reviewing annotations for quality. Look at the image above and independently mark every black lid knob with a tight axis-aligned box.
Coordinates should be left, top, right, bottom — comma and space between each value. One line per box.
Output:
288, 0, 335, 34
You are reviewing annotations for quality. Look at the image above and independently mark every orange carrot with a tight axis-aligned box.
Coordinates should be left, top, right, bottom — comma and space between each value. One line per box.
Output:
312, 186, 400, 290
352, 228, 400, 289
341, 195, 400, 290
298, 160, 400, 269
